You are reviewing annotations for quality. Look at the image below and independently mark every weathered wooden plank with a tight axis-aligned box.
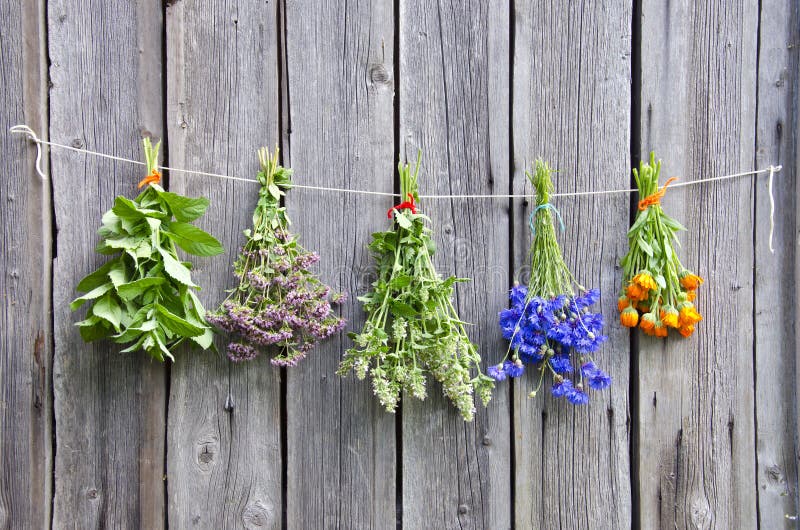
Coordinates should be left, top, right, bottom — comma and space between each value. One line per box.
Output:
0, 0, 51, 528
165, 1, 282, 528
511, 1, 633, 528
48, 0, 167, 527
754, 0, 799, 526
398, 1, 511, 527
283, 1, 396, 527
637, 1, 759, 527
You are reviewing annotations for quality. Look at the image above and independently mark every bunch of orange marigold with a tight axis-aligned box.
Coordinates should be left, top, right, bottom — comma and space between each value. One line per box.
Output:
618, 153, 703, 338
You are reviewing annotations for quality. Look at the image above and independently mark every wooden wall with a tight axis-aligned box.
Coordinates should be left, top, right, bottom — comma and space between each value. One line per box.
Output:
1, 0, 797, 528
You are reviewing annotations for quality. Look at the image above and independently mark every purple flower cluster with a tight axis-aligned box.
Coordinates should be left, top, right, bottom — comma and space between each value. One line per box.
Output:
494, 284, 611, 404
210, 244, 346, 366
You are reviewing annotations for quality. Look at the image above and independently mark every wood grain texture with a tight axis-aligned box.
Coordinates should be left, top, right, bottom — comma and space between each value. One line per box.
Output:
48, 1, 167, 527
511, 1, 633, 528
399, 1, 511, 527
754, 0, 799, 526
637, 1, 759, 528
0, 0, 51, 528
283, 0, 396, 527
165, 1, 282, 528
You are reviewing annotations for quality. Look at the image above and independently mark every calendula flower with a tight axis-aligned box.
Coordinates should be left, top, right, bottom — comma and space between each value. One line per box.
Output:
617, 296, 630, 312
620, 306, 639, 327
639, 312, 657, 334
678, 325, 695, 338
619, 153, 705, 338
660, 305, 679, 328
633, 272, 658, 291
494, 160, 610, 406
679, 272, 704, 291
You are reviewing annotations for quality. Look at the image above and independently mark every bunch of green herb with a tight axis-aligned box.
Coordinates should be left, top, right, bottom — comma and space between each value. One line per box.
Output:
338, 155, 494, 422
207, 147, 346, 366
71, 138, 223, 361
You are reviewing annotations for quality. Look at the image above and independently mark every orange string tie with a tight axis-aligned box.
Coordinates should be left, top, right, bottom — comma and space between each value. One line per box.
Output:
638, 176, 678, 211
137, 168, 162, 189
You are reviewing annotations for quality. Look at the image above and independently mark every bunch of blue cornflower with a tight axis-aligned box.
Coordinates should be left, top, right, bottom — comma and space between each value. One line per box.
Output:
492, 160, 611, 404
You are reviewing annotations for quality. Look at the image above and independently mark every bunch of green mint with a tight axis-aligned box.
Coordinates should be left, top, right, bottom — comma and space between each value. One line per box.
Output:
72, 138, 223, 361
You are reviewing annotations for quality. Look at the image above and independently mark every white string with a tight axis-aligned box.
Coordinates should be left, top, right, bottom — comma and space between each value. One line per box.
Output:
768, 165, 776, 253
9, 125, 48, 180
9, 124, 783, 207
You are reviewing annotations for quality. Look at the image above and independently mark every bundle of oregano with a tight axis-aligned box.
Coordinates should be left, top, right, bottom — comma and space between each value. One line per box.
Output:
207, 147, 346, 366
71, 138, 223, 361
338, 155, 494, 422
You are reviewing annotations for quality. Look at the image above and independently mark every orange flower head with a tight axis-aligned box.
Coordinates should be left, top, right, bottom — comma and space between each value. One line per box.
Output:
633, 272, 658, 291
617, 296, 631, 312
637, 301, 650, 313
678, 325, 695, 338
639, 312, 657, 334
626, 282, 646, 301
660, 305, 679, 328
620, 306, 639, 327
678, 303, 703, 326
654, 322, 668, 338
138, 168, 161, 189
686, 290, 697, 302
679, 272, 704, 291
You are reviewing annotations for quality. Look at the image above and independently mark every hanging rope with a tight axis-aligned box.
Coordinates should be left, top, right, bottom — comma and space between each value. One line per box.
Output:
9, 124, 782, 251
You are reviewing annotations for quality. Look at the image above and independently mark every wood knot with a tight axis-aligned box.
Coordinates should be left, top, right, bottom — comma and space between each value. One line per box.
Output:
368, 64, 390, 85
195, 438, 219, 472
71, 138, 84, 149
457, 504, 470, 515
86, 488, 99, 500
242, 500, 274, 528
766, 465, 785, 485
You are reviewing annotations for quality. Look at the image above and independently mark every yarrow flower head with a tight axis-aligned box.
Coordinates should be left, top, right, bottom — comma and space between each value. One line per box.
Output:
208, 147, 345, 365
618, 153, 703, 338
492, 159, 611, 405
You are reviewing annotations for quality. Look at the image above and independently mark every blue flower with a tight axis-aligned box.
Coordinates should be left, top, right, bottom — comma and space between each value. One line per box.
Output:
588, 370, 612, 390
551, 378, 574, 398
518, 342, 544, 364
499, 308, 523, 339
487, 363, 507, 381
509, 285, 528, 308
503, 359, 524, 378
574, 289, 600, 309
567, 387, 589, 405
549, 355, 573, 374
581, 361, 599, 377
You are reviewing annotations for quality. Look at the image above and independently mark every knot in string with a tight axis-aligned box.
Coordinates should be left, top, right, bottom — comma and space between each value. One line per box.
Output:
137, 168, 162, 189
9, 125, 47, 180
529, 203, 565, 237
638, 176, 679, 211
388, 193, 417, 218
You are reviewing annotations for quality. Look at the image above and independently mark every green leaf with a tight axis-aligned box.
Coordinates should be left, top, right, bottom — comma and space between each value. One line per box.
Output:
156, 191, 210, 222
268, 183, 282, 199
158, 248, 197, 287
70, 283, 113, 311
108, 261, 128, 288
93, 293, 123, 330
155, 304, 204, 337
112, 196, 144, 219
395, 213, 412, 229
190, 328, 214, 350
389, 275, 413, 289
77, 260, 116, 292
638, 237, 654, 257
76, 316, 112, 342
117, 277, 167, 301
163, 222, 224, 256
390, 301, 417, 318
